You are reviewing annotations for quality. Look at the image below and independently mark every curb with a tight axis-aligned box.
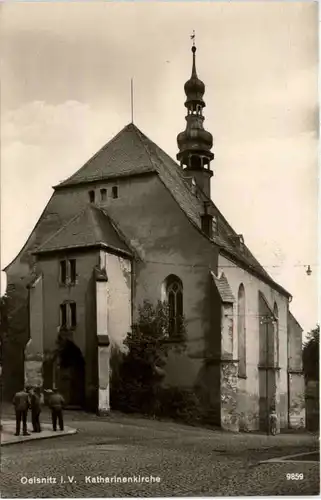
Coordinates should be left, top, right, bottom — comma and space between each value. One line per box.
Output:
1, 428, 77, 446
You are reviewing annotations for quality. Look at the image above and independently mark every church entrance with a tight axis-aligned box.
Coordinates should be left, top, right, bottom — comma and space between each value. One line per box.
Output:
54, 340, 85, 408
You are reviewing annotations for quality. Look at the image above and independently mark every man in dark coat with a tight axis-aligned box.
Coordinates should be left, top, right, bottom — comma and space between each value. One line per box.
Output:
30, 387, 42, 432
48, 388, 65, 431
12, 388, 30, 436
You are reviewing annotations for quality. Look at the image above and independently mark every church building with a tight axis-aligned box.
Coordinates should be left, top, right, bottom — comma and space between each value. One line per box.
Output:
2, 43, 305, 432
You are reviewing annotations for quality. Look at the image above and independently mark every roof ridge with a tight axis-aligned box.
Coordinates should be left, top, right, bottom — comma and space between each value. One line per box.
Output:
35, 206, 89, 252
132, 126, 159, 171
87, 203, 106, 243
98, 206, 139, 259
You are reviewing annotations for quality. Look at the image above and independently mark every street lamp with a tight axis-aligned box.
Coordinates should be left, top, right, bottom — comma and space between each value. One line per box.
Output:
306, 265, 312, 276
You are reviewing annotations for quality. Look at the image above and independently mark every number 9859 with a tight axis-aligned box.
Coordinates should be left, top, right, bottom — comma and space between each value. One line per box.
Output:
286, 473, 304, 480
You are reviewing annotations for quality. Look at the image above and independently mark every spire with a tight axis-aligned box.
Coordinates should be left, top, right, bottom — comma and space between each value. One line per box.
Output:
176, 38, 214, 198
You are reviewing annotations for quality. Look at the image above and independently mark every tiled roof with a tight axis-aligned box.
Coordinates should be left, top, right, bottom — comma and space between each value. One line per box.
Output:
34, 204, 133, 257
57, 124, 156, 187
56, 123, 289, 296
211, 271, 235, 303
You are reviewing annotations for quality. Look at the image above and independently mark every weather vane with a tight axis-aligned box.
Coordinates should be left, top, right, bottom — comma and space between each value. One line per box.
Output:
190, 30, 195, 47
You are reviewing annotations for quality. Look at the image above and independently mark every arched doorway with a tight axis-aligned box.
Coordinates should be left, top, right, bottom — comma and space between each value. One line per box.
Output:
54, 339, 85, 408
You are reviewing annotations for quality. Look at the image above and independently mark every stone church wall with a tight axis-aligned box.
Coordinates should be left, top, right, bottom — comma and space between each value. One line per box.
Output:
218, 254, 289, 431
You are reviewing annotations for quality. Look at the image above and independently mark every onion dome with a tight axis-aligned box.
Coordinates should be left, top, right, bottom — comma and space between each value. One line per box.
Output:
177, 42, 214, 167
177, 122, 213, 153
184, 46, 205, 109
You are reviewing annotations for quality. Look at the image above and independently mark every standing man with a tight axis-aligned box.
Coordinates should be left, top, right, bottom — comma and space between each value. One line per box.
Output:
269, 406, 278, 436
30, 387, 42, 432
48, 388, 65, 431
12, 388, 30, 436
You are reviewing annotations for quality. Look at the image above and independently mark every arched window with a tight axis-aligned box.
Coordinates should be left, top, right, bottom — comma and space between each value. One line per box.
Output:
273, 302, 279, 367
164, 275, 183, 336
238, 284, 246, 377
89, 190, 95, 203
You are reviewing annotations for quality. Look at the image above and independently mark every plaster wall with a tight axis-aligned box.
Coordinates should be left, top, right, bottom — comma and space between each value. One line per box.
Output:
38, 251, 99, 355
218, 254, 289, 430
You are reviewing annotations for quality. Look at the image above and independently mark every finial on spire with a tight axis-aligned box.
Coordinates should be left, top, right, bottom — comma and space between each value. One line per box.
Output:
190, 30, 196, 49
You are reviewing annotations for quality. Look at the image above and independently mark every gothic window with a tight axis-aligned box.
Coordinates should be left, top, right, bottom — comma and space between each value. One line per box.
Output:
273, 302, 279, 367
89, 190, 95, 203
100, 188, 107, 201
237, 283, 246, 378
112, 186, 118, 199
164, 275, 183, 337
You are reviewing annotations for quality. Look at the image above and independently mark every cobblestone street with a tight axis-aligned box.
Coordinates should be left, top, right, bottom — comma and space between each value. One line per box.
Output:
1, 409, 319, 497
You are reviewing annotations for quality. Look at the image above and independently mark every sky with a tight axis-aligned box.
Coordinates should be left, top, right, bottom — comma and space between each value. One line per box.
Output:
0, 2, 319, 336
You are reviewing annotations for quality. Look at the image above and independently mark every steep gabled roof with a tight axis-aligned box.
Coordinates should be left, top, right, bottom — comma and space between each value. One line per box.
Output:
34, 204, 133, 257
30, 123, 289, 297
56, 124, 156, 187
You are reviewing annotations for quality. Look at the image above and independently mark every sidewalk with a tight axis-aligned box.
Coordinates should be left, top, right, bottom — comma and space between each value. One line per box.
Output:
1, 420, 77, 446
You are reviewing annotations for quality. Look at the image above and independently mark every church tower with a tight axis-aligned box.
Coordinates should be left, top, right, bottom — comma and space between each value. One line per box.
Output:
177, 41, 214, 199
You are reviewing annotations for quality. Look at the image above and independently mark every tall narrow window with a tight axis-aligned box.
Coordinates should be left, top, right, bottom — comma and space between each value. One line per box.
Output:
89, 190, 95, 203
164, 275, 183, 337
59, 302, 77, 330
273, 302, 279, 367
238, 283, 246, 377
100, 188, 107, 201
60, 304, 67, 329
112, 186, 118, 199
60, 260, 67, 284
70, 302, 77, 328
69, 259, 76, 284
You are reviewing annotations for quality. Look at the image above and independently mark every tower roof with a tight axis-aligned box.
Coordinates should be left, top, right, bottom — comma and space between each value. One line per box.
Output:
177, 43, 214, 165
184, 46, 205, 108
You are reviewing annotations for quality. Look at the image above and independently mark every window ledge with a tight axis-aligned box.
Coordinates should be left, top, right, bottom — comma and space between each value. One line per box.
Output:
238, 374, 247, 379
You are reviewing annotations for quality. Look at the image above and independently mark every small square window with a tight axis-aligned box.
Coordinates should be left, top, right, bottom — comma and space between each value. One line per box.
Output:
112, 186, 118, 199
